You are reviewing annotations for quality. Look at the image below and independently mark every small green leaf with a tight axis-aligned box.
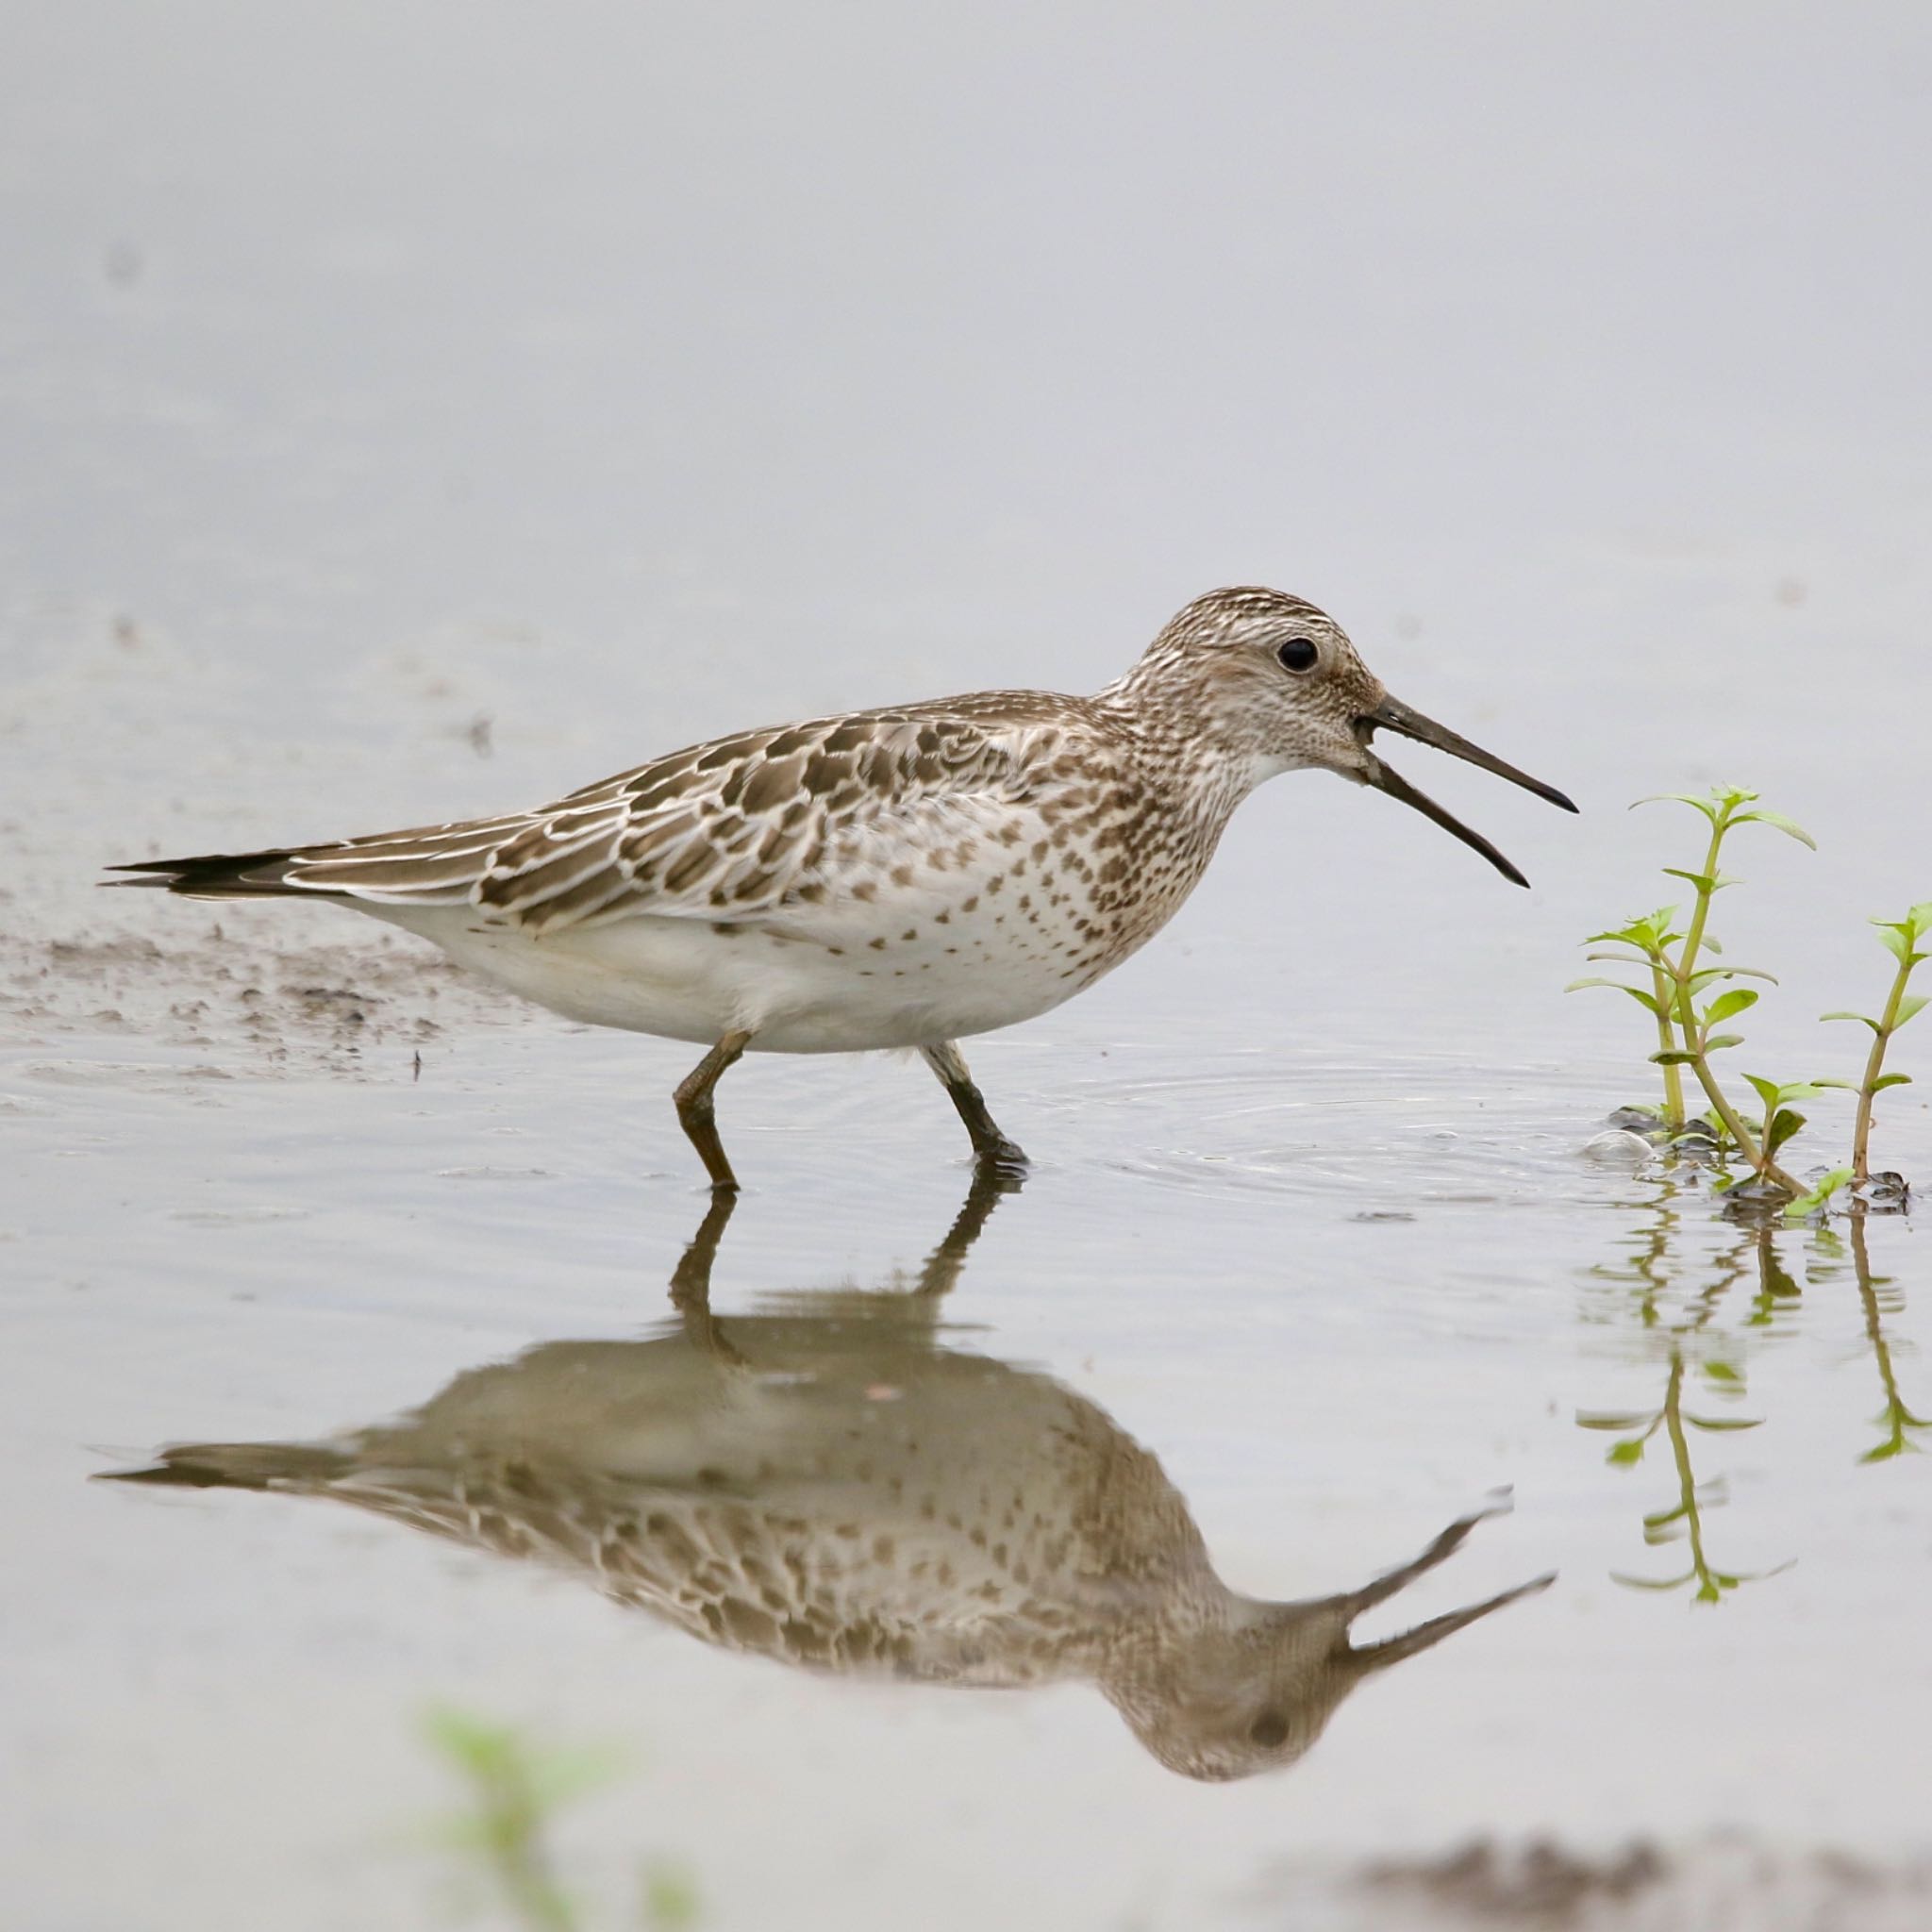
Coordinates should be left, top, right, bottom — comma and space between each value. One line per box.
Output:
1651, 1050, 1701, 1066
1686, 1415, 1766, 1432
1612, 1571, 1696, 1591
1754, 1077, 1821, 1107
1706, 989, 1759, 1025
1766, 1108, 1807, 1156
643, 1860, 704, 1931
1565, 978, 1662, 1017
1576, 1410, 1656, 1431
1821, 1011, 1881, 1032
1587, 910, 1679, 950
1811, 1077, 1860, 1090
1876, 926, 1912, 966
1661, 867, 1721, 892
1636, 792, 1721, 822
1607, 1439, 1646, 1466
1894, 992, 1928, 1030
1704, 1033, 1744, 1051
1784, 1166, 1855, 1219
1734, 808, 1817, 848
1702, 1360, 1743, 1385
1871, 1073, 1914, 1092
1743, 1074, 1782, 1114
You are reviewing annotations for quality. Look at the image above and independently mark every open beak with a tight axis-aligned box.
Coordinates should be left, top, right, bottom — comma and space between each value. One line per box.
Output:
1357, 696, 1578, 889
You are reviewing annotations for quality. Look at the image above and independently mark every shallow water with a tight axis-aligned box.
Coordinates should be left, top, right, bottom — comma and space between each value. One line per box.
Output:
7, 7, 1932, 1929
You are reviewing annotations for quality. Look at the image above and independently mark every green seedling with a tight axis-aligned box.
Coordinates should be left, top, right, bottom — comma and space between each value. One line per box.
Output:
1572, 785, 1810, 1192
1814, 900, 1932, 1186
1573, 788, 1924, 1210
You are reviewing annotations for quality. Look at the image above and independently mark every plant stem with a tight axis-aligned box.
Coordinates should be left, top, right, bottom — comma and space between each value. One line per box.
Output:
1658, 1354, 1722, 1604
1851, 951, 1915, 1185
1649, 957, 1686, 1128
1689, 1058, 1804, 1191
1850, 1214, 1928, 1462
1667, 811, 1805, 1192
1671, 817, 1726, 1007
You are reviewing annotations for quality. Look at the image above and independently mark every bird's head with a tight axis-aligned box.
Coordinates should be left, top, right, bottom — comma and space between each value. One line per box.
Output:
1118, 587, 1577, 885
1099, 1559, 1553, 1783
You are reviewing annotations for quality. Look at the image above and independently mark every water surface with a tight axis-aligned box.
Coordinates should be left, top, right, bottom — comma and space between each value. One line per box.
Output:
5, 7, 1932, 1928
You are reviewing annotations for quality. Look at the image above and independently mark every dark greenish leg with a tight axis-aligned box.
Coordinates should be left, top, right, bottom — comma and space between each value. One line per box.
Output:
921, 1041, 1028, 1174
668, 1184, 746, 1362
913, 1158, 1024, 1299
668, 1186, 738, 1310
674, 1030, 753, 1191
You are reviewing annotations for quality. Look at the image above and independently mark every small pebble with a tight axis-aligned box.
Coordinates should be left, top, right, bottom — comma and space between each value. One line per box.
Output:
1583, 1130, 1655, 1168
1856, 1172, 1911, 1208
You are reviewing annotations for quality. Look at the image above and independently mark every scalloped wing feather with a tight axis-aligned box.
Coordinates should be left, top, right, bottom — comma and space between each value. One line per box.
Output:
277, 702, 1075, 935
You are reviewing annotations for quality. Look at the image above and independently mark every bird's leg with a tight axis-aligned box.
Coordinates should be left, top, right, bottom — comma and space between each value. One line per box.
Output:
920, 1041, 1028, 1174
668, 1185, 747, 1363
915, 1158, 1024, 1300
674, 1030, 753, 1191
668, 1187, 738, 1310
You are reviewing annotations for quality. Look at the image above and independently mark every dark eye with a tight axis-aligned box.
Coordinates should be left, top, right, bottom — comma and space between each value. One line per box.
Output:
1275, 637, 1319, 673
1247, 1710, 1290, 1749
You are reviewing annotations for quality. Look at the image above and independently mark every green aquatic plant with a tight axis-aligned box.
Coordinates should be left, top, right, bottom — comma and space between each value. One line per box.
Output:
1572, 787, 1925, 1209
1814, 900, 1932, 1188
423, 1708, 612, 1932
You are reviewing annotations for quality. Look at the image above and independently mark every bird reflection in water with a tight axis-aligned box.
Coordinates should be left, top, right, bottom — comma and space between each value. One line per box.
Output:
108, 1174, 1551, 1782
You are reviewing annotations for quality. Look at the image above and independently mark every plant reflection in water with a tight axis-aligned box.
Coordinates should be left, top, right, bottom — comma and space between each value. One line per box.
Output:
1815, 1216, 1930, 1466
1578, 1177, 1924, 1603
107, 1172, 1548, 1783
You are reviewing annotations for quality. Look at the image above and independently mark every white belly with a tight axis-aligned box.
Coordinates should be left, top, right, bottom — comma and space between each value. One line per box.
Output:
369, 893, 1111, 1053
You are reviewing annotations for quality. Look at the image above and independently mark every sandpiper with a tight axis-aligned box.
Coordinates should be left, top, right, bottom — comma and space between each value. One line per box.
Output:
110, 587, 1574, 1185
106, 1175, 1552, 1782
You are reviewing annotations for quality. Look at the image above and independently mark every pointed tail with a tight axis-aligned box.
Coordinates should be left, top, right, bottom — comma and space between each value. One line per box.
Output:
102, 849, 318, 898
96, 1440, 350, 1491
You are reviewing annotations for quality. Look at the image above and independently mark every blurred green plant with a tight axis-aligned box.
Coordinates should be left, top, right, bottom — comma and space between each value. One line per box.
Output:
422, 1708, 699, 1931
1571, 785, 1927, 1211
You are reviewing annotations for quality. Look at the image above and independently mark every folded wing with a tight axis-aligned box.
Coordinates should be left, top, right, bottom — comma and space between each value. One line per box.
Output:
109, 701, 1077, 938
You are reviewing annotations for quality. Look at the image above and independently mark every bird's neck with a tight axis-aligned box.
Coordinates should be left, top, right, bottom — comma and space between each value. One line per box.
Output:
1091, 673, 1274, 853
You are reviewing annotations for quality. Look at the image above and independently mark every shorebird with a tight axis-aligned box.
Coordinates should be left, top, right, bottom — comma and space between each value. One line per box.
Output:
110, 587, 1574, 1185
106, 1179, 1552, 1781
